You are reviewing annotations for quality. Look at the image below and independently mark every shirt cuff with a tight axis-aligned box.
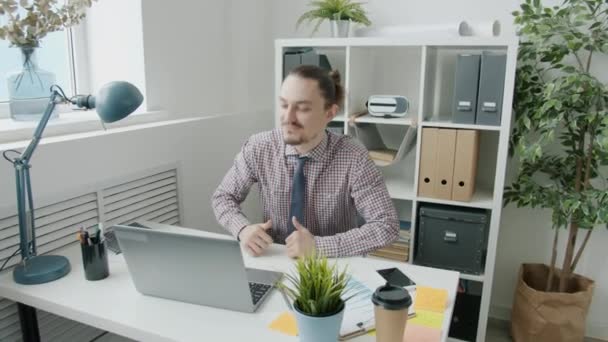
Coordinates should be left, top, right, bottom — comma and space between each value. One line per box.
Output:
314, 236, 338, 258
227, 215, 251, 239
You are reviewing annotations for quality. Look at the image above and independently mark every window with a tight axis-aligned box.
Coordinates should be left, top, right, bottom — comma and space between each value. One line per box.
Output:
0, 29, 76, 119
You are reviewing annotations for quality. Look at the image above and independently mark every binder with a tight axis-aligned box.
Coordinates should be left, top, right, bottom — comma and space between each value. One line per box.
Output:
452, 54, 481, 124
476, 52, 507, 126
452, 130, 480, 202
418, 128, 439, 197
433, 129, 457, 200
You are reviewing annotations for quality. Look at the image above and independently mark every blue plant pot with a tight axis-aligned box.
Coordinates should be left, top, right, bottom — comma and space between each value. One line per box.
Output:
294, 301, 345, 342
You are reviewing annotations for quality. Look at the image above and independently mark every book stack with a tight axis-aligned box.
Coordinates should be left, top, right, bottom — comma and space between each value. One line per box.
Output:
370, 221, 411, 262
369, 149, 397, 166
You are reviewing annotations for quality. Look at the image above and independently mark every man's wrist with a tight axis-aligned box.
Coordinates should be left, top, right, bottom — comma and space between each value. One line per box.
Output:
228, 215, 251, 240
236, 225, 248, 241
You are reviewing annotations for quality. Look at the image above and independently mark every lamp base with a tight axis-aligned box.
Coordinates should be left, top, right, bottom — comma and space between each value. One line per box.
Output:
13, 255, 71, 285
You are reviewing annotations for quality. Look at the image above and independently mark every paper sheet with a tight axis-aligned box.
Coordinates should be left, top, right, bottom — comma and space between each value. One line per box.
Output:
403, 324, 442, 342
409, 309, 444, 329
414, 286, 448, 313
340, 277, 375, 336
268, 312, 298, 336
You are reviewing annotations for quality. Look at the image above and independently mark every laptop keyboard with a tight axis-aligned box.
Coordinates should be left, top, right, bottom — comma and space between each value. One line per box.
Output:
105, 222, 150, 254
249, 282, 272, 305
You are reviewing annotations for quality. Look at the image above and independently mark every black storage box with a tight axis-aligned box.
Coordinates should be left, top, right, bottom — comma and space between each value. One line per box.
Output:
415, 204, 489, 274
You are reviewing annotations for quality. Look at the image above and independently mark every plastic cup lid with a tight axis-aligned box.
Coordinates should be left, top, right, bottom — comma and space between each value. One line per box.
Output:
372, 282, 412, 310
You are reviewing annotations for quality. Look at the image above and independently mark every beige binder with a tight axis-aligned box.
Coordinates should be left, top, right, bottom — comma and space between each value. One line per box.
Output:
417, 128, 439, 197
433, 129, 457, 200
452, 130, 480, 202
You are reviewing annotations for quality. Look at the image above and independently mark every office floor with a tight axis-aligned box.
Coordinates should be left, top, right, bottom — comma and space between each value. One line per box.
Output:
95, 319, 605, 342
485, 319, 605, 342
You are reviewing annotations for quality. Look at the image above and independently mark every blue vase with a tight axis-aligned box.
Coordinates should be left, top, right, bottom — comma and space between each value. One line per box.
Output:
7, 47, 58, 121
294, 302, 345, 342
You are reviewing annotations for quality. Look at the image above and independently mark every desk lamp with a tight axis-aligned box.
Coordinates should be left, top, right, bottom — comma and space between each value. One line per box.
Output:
4, 81, 143, 285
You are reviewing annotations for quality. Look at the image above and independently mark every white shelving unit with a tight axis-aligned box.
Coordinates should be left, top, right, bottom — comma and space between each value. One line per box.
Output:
421, 119, 501, 131
353, 114, 413, 126
275, 35, 518, 342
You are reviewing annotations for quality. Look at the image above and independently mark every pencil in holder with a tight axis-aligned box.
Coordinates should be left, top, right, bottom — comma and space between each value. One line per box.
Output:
81, 241, 109, 281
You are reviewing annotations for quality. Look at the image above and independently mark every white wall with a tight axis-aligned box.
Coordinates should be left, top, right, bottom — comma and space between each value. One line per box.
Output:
139, 0, 276, 117
225, 1, 275, 114
140, 1, 227, 116
84, 0, 147, 110
271, 0, 518, 39
0, 113, 269, 236
266, 0, 608, 339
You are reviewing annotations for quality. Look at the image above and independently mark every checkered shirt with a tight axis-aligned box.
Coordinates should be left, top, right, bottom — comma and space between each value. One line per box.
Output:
211, 128, 399, 257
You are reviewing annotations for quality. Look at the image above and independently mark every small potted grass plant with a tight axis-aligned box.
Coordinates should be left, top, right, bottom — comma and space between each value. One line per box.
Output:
280, 253, 350, 342
296, 0, 371, 37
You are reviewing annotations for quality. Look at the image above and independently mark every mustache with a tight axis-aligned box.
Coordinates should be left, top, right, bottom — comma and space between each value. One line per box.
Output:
281, 121, 303, 129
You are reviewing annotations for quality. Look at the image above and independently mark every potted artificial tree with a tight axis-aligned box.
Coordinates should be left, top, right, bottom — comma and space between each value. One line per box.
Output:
505, 0, 607, 340
280, 254, 350, 342
296, 0, 371, 38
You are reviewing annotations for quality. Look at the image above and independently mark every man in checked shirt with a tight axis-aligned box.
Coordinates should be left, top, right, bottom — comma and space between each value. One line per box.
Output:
212, 65, 399, 258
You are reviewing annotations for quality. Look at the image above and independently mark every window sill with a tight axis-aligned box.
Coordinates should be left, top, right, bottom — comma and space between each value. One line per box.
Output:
0, 109, 170, 145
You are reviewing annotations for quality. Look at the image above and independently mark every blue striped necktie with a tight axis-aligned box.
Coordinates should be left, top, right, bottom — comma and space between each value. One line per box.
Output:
288, 156, 308, 234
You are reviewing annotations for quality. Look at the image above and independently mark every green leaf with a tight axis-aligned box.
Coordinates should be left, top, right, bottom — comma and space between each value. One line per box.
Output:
281, 253, 349, 316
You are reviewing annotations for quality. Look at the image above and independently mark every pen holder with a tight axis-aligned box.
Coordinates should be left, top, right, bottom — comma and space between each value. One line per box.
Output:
81, 241, 109, 281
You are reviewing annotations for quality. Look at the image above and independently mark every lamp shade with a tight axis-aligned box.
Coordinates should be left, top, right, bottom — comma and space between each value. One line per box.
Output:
86, 81, 144, 123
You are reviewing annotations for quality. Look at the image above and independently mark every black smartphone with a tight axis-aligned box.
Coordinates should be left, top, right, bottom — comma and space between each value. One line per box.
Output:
377, 267, 416, 287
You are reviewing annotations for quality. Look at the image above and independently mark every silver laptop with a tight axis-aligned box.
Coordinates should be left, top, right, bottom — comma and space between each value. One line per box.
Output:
112, 221, 282, 313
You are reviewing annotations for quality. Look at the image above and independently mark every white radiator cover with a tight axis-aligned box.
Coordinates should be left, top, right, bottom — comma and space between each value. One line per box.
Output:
0, 164, 181, 341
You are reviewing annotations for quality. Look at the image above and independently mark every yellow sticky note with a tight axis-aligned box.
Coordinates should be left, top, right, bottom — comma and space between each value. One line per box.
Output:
415, 286, 448, 313
268, 312, 298, 336
409, 309, 444, 329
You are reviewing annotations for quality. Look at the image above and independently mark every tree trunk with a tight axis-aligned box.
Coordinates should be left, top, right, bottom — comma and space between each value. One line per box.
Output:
559, 221, 578, 292
546, 226, 560, 292
571, 228, 593, 272
560, 139, 584, 292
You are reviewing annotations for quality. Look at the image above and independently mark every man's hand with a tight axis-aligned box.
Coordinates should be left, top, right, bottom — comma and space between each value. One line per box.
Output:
286, 217, 316, 258
239, 220, 273, 257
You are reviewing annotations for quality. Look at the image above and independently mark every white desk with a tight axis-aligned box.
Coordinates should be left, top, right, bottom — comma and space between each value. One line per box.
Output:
0, 243, 459, 342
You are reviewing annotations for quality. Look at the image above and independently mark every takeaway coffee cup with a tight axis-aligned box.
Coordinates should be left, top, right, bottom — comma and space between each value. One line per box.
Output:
372, 282, 412, 342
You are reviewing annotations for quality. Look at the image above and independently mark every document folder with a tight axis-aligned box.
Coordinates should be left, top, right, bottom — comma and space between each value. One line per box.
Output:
433, 129, 457, 200
452, 54, 481, 124
452, 130, 480, 202
476, 52, 507, 126
418, 128, 439, 198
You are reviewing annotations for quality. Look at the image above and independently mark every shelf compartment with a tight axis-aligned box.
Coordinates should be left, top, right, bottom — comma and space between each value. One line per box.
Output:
416, 129, 498, 207
421, 46, 508, 123
347, 46, 423, 125
385, 176, 415, 200
332, 114, 346, 122
421, 119, 501, 131
353, 114, 414, 126
460, 273, 485, 282
417, 187, 494, 210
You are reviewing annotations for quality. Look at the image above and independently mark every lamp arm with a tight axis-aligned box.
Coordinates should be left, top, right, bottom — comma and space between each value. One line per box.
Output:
21, 90, 65, 161
11, 88, 66, 261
